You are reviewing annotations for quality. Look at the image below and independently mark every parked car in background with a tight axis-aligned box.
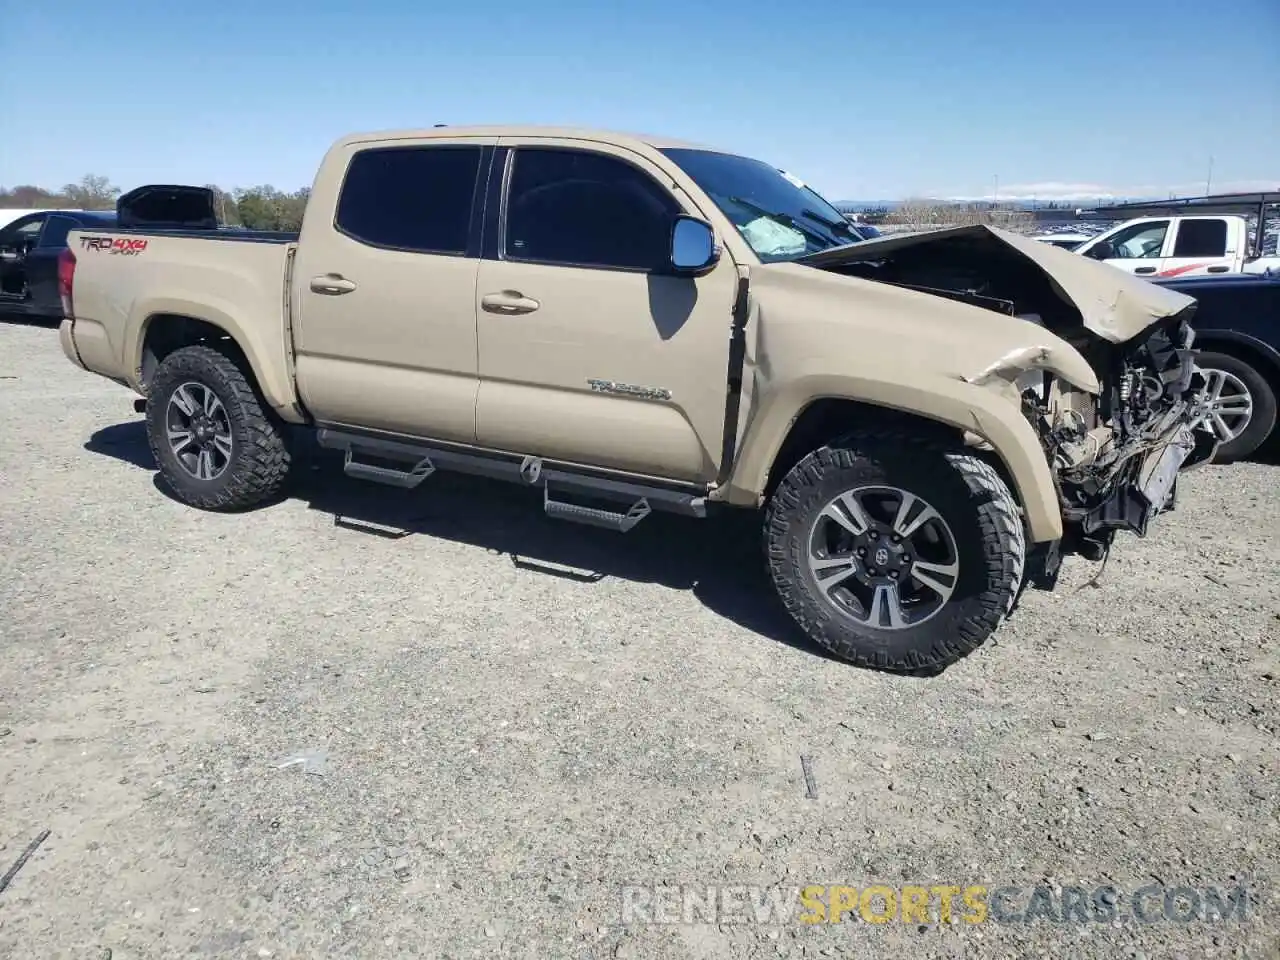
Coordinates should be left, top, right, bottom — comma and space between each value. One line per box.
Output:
1155, 272, 1280, 461
1075, 214, 1280, 278
0, 208, 117, 320
1030, 231, 1092, 250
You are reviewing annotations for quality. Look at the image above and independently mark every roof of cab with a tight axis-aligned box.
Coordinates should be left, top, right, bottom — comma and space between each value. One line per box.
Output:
332, 124, 717, 153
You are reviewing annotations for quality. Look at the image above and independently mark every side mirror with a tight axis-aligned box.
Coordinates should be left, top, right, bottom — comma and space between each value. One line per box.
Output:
1085, 240, 1115, 260
670, 216, 719, 275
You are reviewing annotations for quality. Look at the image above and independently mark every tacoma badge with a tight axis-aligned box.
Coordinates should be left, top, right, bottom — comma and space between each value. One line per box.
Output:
587, 378, 672, 401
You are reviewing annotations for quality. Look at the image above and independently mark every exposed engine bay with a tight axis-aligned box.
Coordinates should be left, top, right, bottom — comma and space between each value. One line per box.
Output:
799, 226, 1221, 566
1016, 312, 1216, 555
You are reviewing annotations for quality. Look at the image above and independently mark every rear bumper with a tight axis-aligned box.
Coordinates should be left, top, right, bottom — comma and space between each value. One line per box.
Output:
59, 317, 86, 370
58, 314, 123, 381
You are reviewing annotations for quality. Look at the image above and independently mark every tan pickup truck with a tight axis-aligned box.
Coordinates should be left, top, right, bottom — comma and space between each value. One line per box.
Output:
57, 125, 1218, 672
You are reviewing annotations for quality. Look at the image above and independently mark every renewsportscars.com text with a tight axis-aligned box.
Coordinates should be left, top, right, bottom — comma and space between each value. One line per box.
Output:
619, 882, 1255, 926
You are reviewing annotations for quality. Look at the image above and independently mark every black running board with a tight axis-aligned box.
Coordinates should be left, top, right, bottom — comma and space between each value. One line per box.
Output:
315, 427, 707, 531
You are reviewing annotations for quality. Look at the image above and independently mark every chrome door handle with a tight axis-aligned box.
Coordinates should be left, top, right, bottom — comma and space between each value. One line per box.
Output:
481, 290, 540, 314
1134, 266, 1157, 275
310, 274, 357, 294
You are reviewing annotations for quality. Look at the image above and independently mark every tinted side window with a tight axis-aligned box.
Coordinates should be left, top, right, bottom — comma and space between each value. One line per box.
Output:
504, 148, 679, 270
335, 145, 482, 254
2, 217, 45, 243
1172, 219, 1228, 257
37, 215, 77, 248
1107, 220, 1169, 259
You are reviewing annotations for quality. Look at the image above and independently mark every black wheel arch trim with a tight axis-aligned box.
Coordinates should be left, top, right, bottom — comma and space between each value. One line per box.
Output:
1193, 329, 1280, 383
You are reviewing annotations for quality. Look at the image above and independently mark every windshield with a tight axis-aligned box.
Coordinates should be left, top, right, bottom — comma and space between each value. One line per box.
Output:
661, 148, 862, 262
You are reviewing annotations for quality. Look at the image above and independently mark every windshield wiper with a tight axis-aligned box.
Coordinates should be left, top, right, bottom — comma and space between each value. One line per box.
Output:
800, 207, 861, 241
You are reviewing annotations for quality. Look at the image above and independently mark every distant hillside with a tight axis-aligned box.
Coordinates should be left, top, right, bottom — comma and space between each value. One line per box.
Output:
832, 197, 1156, 213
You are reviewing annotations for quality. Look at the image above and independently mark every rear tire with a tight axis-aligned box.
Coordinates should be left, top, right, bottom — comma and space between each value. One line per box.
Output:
764, 433, 1025, 673
1194, 350, 1276, 462
145, 344, 293, 510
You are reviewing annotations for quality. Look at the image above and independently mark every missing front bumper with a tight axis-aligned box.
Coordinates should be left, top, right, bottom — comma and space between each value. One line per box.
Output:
1076, 422, 1218, 540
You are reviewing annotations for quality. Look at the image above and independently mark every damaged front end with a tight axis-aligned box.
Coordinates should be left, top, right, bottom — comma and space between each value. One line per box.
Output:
1017, 311, 1218, 563
798, 225, 1221, 572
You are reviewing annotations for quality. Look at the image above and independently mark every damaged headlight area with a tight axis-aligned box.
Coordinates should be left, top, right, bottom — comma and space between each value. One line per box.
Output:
1018, 312, 1220, 561
797, 223, 1222, 577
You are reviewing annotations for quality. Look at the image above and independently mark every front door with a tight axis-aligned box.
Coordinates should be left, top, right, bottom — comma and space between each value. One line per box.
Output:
290, 137, 496, 443
473, 140, 740, 482
1084, 218, 1172, 276
0, 214, 46, 302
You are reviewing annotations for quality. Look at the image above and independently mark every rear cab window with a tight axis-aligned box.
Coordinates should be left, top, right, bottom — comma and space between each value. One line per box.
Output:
1171, 219, 1229, 257
335, 144, 485, 255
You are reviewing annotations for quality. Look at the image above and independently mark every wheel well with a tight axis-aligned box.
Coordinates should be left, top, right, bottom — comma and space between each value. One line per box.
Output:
763, 397, 1023, 505
140, 314, 247, 391
1194, 335, 1280, 388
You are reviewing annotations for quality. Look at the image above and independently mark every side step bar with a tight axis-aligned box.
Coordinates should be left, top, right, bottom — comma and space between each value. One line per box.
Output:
341, 449, 436, 489
543, 486, 651, 533
315, 427, 707, 532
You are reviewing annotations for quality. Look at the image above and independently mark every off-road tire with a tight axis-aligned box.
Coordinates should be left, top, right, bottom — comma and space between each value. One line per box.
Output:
1195, 350, 1277, 463
764, 433, 1026, 673
145, 344, 293, 510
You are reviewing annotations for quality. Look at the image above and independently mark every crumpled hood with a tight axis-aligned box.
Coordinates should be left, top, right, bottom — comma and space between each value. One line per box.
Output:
796, 224, 1198, 344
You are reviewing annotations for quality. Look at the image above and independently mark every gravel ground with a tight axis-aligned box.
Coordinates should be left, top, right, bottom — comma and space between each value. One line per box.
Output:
1, 318, 1277, 960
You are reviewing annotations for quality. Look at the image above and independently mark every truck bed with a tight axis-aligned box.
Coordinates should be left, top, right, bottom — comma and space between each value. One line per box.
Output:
62, 225, 299, 418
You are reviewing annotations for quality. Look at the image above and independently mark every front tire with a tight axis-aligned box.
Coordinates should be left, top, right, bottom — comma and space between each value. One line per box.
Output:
764, 434, 1026, 673
145, 344, 293, 510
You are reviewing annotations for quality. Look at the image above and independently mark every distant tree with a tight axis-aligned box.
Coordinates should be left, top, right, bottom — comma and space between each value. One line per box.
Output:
0, 184, 69, 208
61, 174, 120, 209
204, 185, 242, 226
234, 185, 308, 231
279, 187, 309, 231
235, 186, 283, 230
2, 176, 313, 226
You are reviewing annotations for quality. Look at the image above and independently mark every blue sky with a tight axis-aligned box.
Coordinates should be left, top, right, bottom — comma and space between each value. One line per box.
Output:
1, 0, 1277, 202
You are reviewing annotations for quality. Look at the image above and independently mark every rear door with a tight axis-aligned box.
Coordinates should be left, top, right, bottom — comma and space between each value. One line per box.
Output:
1158, 217, 1236, 277
472, 138, 739, 482
290, 136, 496, 442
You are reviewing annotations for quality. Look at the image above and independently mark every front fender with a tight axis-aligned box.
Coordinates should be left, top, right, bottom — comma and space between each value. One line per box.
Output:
724, 369, 1064, 544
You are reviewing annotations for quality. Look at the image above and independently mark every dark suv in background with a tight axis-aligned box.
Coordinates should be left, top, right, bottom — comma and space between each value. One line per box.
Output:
0, 209, 117, 321
1157, 271, 1280, 461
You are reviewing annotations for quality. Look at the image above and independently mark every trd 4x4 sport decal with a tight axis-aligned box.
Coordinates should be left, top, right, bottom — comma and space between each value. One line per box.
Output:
79, 236, 149, 256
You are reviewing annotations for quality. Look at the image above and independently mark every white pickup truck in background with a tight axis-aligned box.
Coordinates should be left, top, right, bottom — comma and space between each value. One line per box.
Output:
1073, 214, 1280, 278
